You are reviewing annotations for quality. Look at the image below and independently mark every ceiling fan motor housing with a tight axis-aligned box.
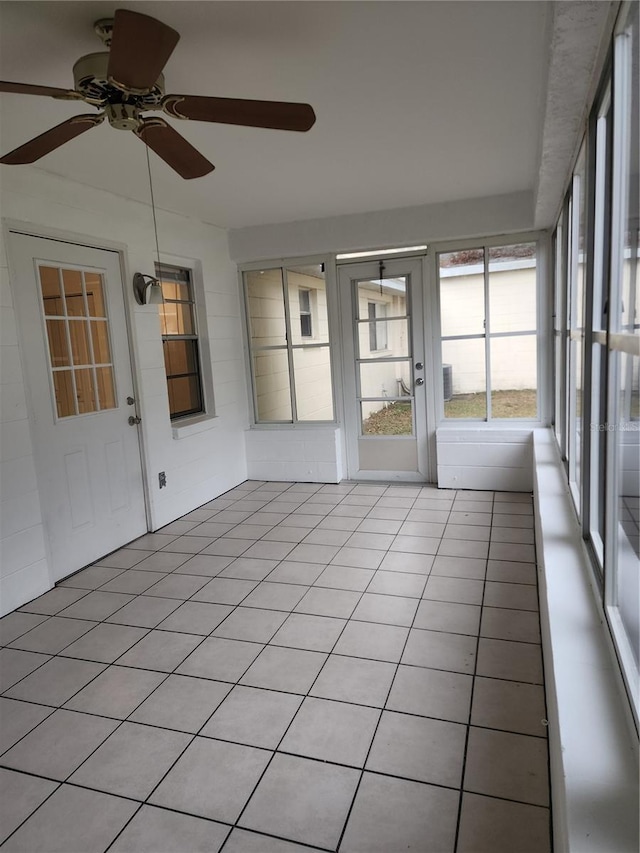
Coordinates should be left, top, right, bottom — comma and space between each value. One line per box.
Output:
72, 52, 165, 109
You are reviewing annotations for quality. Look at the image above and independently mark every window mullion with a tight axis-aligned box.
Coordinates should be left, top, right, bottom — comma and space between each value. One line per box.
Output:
282, 268, 298, 422
484, 246, 492, 421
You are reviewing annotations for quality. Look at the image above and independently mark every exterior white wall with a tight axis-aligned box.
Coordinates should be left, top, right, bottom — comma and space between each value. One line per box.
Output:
441, 265, 537, 393
0, 167, 250, 613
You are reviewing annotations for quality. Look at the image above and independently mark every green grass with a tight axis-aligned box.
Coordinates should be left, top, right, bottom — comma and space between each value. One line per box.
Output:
362, 390, 538, 433
362, 402, 413, 435
445, 389, 537, 419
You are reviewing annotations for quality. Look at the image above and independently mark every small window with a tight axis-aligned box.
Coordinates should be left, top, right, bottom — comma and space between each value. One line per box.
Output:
368, 302, 388, 351
299, 288, 313, 337
156, 264, 204, 420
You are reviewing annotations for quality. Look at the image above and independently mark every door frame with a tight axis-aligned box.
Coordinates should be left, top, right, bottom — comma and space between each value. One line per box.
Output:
4, 219, 152, 581
337, 253, 438, 482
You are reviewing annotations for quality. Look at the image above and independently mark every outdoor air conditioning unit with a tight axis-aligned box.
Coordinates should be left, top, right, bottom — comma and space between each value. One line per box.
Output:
443, 364, 453, 401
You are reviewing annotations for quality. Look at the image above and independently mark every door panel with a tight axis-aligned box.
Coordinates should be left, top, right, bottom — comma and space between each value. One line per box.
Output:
9, 233, 147, 581
339, 257, 430, 480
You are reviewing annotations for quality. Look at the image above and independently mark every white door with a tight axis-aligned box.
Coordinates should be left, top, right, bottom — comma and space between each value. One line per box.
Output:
339, 257, 431, 481
9, 232, 147, 581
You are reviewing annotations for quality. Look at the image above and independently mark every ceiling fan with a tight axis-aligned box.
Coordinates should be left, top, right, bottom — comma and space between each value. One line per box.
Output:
0, 8, 316, 179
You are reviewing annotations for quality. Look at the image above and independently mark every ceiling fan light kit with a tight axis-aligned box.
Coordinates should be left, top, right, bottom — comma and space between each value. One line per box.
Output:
0, 8, 316, 178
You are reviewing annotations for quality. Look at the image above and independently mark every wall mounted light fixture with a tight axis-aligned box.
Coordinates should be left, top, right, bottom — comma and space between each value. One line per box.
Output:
133, 272, 164, 305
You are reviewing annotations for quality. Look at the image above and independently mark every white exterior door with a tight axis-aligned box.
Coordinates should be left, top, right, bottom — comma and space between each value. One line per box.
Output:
9, 232, 147, 581
338, 257, 431, 481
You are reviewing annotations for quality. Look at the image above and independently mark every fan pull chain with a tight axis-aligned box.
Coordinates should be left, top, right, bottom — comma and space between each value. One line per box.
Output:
145, 142, 163, 274
379, 259, 385, 295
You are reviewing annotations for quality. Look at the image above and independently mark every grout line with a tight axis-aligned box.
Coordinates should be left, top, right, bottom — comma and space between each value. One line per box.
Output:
334, 487, 437, 852
0, 481, 548, 853
452, 491, 492, 853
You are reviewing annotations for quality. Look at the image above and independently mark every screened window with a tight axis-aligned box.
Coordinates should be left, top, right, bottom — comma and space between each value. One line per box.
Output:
156, 264, 204, 420
551, 0, 639, 721
568, 143, 588, 508
438, 241, 539, 420
244, 262, 334, 423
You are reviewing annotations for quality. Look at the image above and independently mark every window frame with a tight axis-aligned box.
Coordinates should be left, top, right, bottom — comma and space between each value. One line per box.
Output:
155, 259, 214, 425
433, 232, 547, 425
551, 0, 639, 728
241, 255, 337, 426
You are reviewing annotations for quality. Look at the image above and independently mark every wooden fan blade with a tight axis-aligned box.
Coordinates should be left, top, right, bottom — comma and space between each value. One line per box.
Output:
0, 114, 103, 165
0, 80, 81, 100
108, 9, 180, 92
163, 95, 316, 132
135, 118, 214, 179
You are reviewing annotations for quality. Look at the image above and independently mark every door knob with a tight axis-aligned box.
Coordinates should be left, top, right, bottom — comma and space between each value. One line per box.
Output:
415, 377, 424, 386
128, 415, 142, 426
126, 396, 136, 406
415, 362, 424, 371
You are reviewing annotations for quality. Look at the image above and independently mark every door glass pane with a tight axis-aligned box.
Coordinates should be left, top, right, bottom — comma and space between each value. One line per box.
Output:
287, 265, 329, 345
490, 335, 537, 418
90, 321, 111, 364
293, 347, 334, 420
439, 249, 485, 336
38, 264, 118, 420
75, 368, 97, 414
96, 366, 116, 410
62, 269, 86, 317
69, 320, 91, 366
359, 360, 411, 399
40, 267, 64, 315
245, 269, 287, 347
45, 319, 70, 367
357, 318, 409, 359
85, 273, 106, 317
53, 370, 76, 418
442, 338, 486, 418
361, 400, 413, 435
357, 278, 407, 320
167, 375, 202, 418
253, 349, 292, 421
488, 243, 537, 333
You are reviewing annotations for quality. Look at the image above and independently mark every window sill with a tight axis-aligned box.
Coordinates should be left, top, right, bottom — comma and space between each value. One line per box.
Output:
171, 414, 219, 440
250, 422, 338, 430
533, 428, 638, 853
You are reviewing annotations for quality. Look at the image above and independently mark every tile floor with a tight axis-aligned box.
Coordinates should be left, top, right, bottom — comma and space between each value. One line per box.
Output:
0, 481, 552, 852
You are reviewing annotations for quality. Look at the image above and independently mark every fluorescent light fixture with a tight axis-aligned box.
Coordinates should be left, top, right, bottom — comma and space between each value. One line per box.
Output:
336, 245, 428, 260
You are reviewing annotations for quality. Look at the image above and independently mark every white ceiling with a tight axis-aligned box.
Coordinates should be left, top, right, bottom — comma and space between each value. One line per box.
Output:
1, 1, 554, 230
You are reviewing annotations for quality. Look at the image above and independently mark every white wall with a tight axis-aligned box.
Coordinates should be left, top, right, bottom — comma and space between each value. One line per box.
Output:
436, 428, 533, 491
0, 168, 250, 612
228, 191, 535, 263
0, 232, 49, 613
245, 426, 343, 483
